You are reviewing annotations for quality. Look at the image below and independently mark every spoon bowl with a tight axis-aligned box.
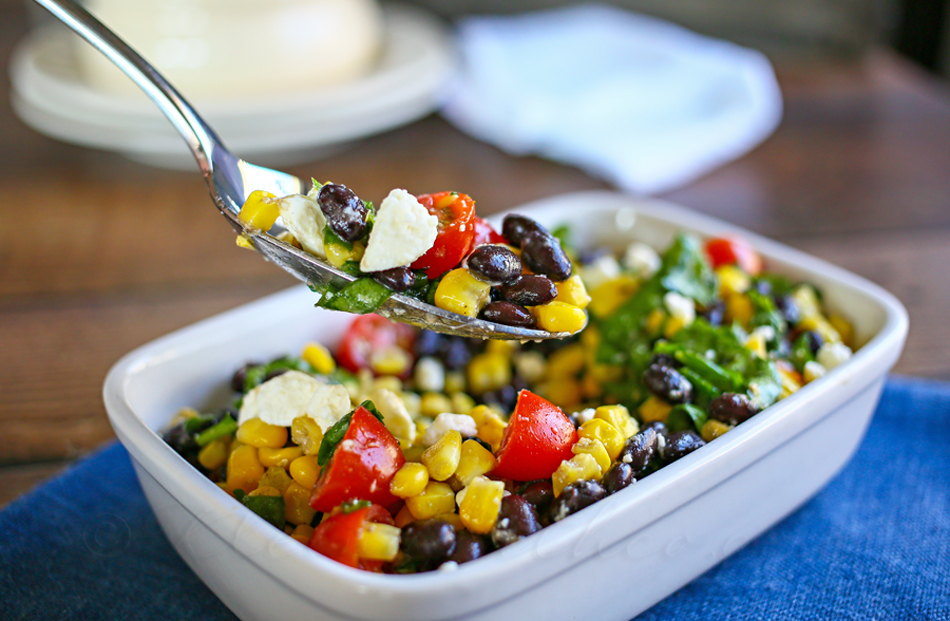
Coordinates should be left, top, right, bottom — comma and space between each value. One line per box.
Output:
35, 0, 570, 340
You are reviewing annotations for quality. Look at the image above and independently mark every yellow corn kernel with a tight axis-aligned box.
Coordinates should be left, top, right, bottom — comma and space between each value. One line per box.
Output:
572, 437, 611, 475
664, 315, 687, 339
725, 292, 754, 327
459, 476, 505, 534
226, 445, 265, 494
290, 524, 314, 545
638, 396, 672, 424
420, 392, 453, 418
433, 512, 464, 531
546, 343, 587, 379
594, 404, 639, 439
828, 313, 854, 347
454, 439, 498, 487
486, 339, 517, 356
406, 481, 456, 520
581, 372, 602, 400
370, 346, 412, 377
422, 430, 462, 481
258, 466, 294, 494
445, 371, 466, 394
301, 342, 336, 375
391, 462, 430, 498
716, 265, 751, 297
790, 284, 822, 321
532, 301, 588, 334
777, 364, 803, 399
645, 308, 666, 334
555, 275, 592, 309
402, 444, 426, 463
169, 406, 200, 427
552, 453, 602, 497
236, 418, 288, 449
701, 419, 732, 443
325, 240, 365, 268
289, 455, 321, 490
536, 378, 582, 410
276, 230, 300, 248
578, 418, 625, 461
358, 522, 401, 562
198, 436, 230, 471
238, 190, 279, 230
434, 268, 491, 318
371, 375, 403, 394
466, 352, 512, 395
394, 504, 415, 528
745, 332, 768, 358
467, 404, 494, 426
283, 481, 317, 526
589, 363, 622, 383
450, 392, 476, 415
235, 233, 255, 250
476, 411, 508, 452
259, 446, 304, 469
588, 276, 638, 318
248, 485, 281, 498
290, 415, 323, 456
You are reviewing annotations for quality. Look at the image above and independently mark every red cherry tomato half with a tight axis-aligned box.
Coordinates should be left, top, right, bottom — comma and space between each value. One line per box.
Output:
410, 192, 477, 280
704, 236, 763, 275
335, 314, 415, 377
308, 502, 393, 569
309, 405, 405, 512
491, 390, 577, 481
471, 216, 508, 247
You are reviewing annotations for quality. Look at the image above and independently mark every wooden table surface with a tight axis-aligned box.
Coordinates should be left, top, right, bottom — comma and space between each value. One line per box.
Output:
2, 3, 949, 506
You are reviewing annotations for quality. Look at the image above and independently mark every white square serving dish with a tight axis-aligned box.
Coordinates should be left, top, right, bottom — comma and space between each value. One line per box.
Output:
103, 191, 907, 621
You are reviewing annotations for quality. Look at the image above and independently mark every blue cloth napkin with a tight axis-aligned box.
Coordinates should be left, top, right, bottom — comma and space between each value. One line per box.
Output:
1, 377, 948, 620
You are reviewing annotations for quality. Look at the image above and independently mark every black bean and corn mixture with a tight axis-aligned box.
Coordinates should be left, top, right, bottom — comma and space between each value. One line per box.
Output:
164, 231, 855, 573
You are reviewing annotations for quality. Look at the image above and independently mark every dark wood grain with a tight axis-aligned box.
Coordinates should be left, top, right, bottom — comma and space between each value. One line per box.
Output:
2, 2, 949, 503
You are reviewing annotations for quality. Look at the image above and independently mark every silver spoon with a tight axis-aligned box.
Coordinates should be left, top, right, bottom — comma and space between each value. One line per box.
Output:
34, 0, 570, 340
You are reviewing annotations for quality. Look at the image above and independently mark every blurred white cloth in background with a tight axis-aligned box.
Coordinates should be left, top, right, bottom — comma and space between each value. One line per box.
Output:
441, 3, 783, 195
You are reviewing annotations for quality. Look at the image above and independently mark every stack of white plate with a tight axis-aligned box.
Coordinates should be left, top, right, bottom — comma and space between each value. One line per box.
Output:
10, 4, 456, 169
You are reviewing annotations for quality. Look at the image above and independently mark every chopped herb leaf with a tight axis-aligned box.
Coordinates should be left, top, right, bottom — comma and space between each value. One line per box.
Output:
195, 414, 237, 446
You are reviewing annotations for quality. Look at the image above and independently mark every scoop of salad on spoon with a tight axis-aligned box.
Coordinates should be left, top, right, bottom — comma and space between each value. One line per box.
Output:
33, 0, 588, 339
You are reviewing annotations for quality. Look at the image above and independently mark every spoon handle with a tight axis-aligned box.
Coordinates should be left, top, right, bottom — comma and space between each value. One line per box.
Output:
32, 0, 225, 177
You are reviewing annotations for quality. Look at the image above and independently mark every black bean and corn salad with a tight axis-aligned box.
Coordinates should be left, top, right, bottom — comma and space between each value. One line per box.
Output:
235, 184, 586, 334
164, 230, 855, 573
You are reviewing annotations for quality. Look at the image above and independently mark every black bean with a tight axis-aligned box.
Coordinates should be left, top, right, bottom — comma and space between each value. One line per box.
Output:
708, 393, 760, 425
481, 384, 519, 410
491, 495, 540, 548
443, 338, 472, 371
400, 520, 456, 564
316, 183, 368, 242
467, 245, 522, 285
803, 330, 824, 355
649, 353, 678, 369
549, 480, 606, 522
775, 294, 800, 326
480, 301, 535, 328
372, 266, 416, 292
603, 462, 636, 495
413, 330, 444, 358
162, 421, 197, 455
577, 247, 611, 266
618, 427, 658, 476
450, 530, 491, 564
700, 301, 726, 326
501, 274, 557, 307
663, 430, 706, 463
520, 231, 572, 281
231, 362, 261, 393
520, 480, 555, 518
501, 214, 548, 248
642, 364, 693, 404
753, 279, 773, 296
642, 420, 669, 439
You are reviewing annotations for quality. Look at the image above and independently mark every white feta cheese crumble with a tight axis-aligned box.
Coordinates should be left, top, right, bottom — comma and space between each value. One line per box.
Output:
622, 242, 661, 278
663, 291, 696, 325
360, 189, 438, 273
573, 407, 596, 425
803, 360, 827, 383
437, 561, 459, 572
239, 370, 320, 426
277, 194, 327, 258
579, 254, 621, 291
414, 357, 445, 393
368, 387, 416, 443
817, 342, 853, 371
305, 383, 352, 432
750, 325, 776, 343
423, 413, 478, 447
